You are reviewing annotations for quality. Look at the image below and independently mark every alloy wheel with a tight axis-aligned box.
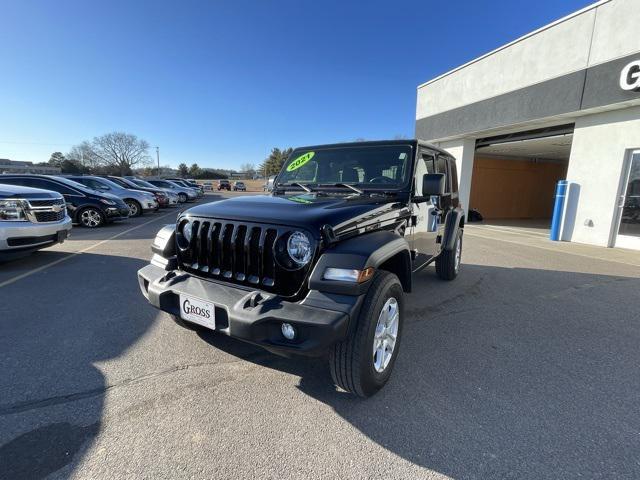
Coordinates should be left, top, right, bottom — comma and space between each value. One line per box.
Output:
126, 201, 139, 216
454, 236, 462, 272
373, 297, 399, 373
80, 209, 102, 228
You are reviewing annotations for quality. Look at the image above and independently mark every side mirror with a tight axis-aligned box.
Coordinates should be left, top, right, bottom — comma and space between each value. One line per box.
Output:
423, 173, 445, 196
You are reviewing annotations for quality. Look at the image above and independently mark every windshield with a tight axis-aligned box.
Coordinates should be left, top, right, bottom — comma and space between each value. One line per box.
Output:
132, 179, 157, 188
277, 144, 412, 190
52, 176, 99, 194
151, 180, 173, 188
90, 177, 122, 190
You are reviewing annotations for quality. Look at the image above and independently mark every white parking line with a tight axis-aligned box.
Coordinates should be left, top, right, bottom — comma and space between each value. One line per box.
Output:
0, 210, 178, 289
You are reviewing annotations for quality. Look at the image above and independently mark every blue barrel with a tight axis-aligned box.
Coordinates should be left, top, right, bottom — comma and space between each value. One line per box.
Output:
550, 180, 568, 241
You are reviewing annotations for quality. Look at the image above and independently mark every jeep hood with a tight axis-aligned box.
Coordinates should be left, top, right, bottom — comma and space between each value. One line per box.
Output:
183, 193, 408, 237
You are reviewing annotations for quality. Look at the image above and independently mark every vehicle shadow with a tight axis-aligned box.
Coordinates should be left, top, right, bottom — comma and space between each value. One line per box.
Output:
197, 263, 640, 479
0, 252, 155, 480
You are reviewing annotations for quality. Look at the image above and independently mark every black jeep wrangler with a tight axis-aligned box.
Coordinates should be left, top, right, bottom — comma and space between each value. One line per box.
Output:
138, 140, 464, 397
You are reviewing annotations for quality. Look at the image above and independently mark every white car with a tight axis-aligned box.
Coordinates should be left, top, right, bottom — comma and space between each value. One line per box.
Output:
0, 183, 72, 261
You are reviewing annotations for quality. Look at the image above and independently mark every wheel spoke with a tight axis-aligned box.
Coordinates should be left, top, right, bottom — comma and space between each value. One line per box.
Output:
372, 297, 399, 373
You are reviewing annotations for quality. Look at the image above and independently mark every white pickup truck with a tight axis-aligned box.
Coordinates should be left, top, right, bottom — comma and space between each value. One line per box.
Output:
0, 183, 72, 261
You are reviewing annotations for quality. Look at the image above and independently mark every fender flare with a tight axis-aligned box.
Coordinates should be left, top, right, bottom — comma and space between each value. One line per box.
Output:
442, 208, 465, 251
308, 230, 411, 295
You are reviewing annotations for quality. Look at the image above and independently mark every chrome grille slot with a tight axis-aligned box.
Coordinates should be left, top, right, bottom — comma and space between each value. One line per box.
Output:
222, 223, 235, 278
262, 229, 278, 286
233, 225, 247, 280
197, 222, 210, 270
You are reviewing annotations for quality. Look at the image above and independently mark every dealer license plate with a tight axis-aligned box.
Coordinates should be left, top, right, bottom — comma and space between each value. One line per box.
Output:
179, 294, 216, 329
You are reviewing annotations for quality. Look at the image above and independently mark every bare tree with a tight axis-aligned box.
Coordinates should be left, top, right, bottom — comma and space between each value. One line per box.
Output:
240, 162, 255, 172
67, 141, 100, 170
91, 132, 152, 175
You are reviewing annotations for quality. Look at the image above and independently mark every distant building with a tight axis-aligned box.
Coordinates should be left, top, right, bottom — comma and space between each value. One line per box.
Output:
0, 159, 61, 175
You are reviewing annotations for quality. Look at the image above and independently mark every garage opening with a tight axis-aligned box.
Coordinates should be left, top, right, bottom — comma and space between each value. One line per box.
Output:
470, 124, 573, 230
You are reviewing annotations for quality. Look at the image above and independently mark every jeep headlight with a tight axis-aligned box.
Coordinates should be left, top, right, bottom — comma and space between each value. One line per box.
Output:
286, 231, 312, 266
0, 199, 28, 221
181, 219, 193, 243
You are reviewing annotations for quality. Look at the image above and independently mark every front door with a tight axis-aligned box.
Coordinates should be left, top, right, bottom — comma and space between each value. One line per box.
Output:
614, 150, 640, 250
410, 151, 440, 268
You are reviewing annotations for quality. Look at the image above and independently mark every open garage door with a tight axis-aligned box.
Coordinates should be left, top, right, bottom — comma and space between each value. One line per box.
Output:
470, 125, 573, 225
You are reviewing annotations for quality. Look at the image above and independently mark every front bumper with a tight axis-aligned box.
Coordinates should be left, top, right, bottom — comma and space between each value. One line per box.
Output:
0, 216, 72, 253
138, 263, 362, 356
142, 199, 159, 211
105, 206, 130, 221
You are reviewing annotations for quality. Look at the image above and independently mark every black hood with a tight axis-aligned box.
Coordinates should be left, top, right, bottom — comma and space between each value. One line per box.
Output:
183, 193, 409, 238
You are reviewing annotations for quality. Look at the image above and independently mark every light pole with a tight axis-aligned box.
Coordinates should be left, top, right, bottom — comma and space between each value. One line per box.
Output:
156, 147, 160, 177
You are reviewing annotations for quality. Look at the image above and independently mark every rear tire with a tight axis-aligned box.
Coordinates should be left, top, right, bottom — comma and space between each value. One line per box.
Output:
329, 271, 404, 397
436, 229, 462, 281
178, 193, 188, 203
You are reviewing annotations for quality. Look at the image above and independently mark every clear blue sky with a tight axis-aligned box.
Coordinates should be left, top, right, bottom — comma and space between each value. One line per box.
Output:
0, 0, 593, 170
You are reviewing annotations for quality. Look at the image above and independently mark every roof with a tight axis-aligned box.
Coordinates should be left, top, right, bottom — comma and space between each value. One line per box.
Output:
292, 139, 453, 158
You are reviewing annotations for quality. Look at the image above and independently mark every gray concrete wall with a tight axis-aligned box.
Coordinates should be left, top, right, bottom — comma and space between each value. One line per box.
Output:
416, 0, 640, 142
564, 106, 640, 247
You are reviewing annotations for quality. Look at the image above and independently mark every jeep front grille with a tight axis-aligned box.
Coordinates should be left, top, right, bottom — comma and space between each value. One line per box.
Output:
176, 218, 313, 297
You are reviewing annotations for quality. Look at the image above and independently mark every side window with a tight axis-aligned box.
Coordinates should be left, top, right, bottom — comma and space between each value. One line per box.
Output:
449, 159, 459, 194
27, 179, 79, 195
435, 156, 450, 193
0, 177, 25, 186
422, 153, 435, 174
415, 153, 436, 195
88, 179, 107, 190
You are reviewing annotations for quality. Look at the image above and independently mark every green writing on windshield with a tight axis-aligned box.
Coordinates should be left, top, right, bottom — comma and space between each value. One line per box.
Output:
286, 152, 315, 172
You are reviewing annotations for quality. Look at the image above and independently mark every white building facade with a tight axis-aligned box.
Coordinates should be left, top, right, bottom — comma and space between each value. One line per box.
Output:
416, 0, 640, 250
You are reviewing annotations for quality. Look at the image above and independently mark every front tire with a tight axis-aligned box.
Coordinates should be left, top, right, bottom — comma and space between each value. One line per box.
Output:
436, 229, 462, 280
125, 199, 142, 217
178, 193, 188, 203
329, 271, 404, 397
78, 207, 105, 228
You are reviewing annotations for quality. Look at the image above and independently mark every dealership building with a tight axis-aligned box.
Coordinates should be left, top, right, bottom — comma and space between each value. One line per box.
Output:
416, 0, 640, 250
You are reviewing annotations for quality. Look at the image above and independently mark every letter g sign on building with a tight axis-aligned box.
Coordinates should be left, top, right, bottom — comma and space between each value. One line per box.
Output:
620, 60, 640, 91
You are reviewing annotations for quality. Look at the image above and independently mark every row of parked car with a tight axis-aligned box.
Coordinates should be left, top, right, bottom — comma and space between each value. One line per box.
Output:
0, 174, 204, 261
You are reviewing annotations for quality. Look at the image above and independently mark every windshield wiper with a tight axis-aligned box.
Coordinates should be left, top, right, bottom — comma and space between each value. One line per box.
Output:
317, 183, 364, 194
333, 183, 364, 194
280, 182, 314, 192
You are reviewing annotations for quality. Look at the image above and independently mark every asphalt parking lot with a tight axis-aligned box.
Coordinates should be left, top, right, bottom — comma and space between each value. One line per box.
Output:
1, 192, 639, 480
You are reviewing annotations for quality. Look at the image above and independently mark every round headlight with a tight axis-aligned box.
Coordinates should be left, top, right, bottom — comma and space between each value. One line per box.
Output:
287, 231, 312, 266
182, 220, 193, 243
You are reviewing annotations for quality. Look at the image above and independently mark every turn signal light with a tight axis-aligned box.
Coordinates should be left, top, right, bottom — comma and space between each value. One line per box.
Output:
323, 267, 375, 283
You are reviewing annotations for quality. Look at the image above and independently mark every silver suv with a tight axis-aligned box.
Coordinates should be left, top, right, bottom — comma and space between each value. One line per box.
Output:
0, 183, 72, 260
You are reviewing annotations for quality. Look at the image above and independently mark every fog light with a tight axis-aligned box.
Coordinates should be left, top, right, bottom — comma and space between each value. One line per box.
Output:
281, 323, 296, 340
